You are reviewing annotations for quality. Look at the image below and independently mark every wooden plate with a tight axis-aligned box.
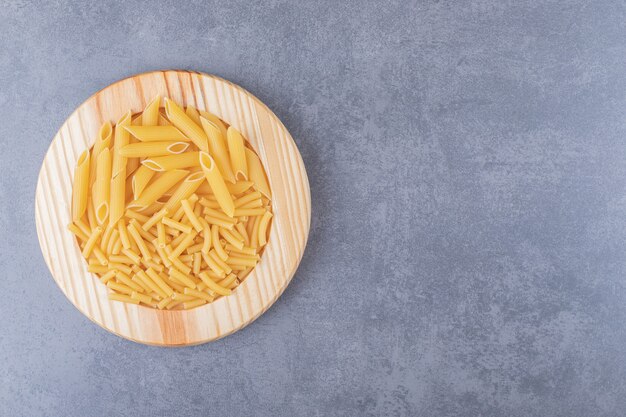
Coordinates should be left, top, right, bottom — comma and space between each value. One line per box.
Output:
35, 70, 311, 346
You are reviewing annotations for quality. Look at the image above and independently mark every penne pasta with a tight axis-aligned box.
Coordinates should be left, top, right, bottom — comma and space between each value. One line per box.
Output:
131, 165, 156, 200
128, 169, 189, 210
245, 147, 272, 199
119, 141, 189, 158
227, 126, 248, 181
200, 117, 236, 183
141, 152, 200, 171
164, 98, 209, 152
124, 125, 189, 142
70, 98, 273, 309
142, 95, 161, 127
199, 152, 235, 217
72, 150, 90, 221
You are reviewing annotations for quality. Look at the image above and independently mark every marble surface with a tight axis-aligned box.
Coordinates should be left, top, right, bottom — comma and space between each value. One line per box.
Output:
1, 0, 626, 416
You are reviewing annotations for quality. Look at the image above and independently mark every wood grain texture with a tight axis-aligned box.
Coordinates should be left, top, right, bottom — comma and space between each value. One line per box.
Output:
35, 70, 311, 346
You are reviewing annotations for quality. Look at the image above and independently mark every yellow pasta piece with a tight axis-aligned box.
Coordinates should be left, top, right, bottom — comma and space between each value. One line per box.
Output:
93, 148, 111, 224
119, 141, 189, 158
92, 246, 108, 266
109, 172, 126, 226
105, 229, 120, 255
142, 95, 161, 127
199, 110, 228, 137
186, 243, 203, 255
200, 117, 236, 183
198, 272, 232, 296
88, 264, 108, 274
211, 225, 228, 261
219, 227, 244, 250
245, 147, 271, 199
89, 122, 112, 187
193, 252, 202, 275
146, 267, 174, 296
115, 271, 144, 292
81, 226, 102, 258
208, 249, 232, 273
250, 215, 262, 248
184, 286, 213, 302
226, 256, 258, 268
181, 199, 203, 232
200, 218, 212, 254
169, 268, 197, 289
201, 251, 225, 277
167, 248, 192, 274
131, 165, 156, 200
162, 217, 193, 234
124, 125, 189, 142
135, 270, 167, 299
227, 126, 248, 181
257, 211, 273, 246
109, 254, 133, 264
200, 152, 235, 217
68, 223, 89, 242
112, 111, 132, 176
99, 270, 117, 284
156, 222, 167, 248
142, 208, 169, 231
234, 191, 262, 208
142, 152, 200, 171
128, 169, 189, 210
185, 104, 201, 125
108, 293, 140, 304
121, 248, 141, 264
164, 98, 209, 151
183, 299, 207, 310
127, 220, 151, 261
72, 150, 90, 221
162, 171, 205, 212
170, 230, 198, 259
75, 218, 91, 237
234, 207, 266, 217
234, 222, 250, 246
107, 281, 134, 295
131, 291, 155, 306
157, 296, 173, 310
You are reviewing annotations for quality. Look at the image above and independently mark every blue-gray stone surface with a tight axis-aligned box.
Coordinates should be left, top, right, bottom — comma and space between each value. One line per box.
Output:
1, 1, 625, 416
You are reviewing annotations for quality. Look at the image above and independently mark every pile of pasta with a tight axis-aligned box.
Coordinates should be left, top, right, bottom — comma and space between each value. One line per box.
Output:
68, 96, 272, 310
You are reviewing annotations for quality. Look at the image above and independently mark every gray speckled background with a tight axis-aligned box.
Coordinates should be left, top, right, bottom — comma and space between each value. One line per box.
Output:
1, 0, 626, 416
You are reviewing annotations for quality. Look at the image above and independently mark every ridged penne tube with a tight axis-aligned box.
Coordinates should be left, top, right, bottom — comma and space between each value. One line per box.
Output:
162, 171, 205, 211
198, 272, 232, 296
142, 95, 160, 127
131, 165, 155, 200
199, 110, 228, 137
93, 148, 111, 224
89, 122, 112, 187
112, 111, 132, 176
257, 211, 273, 246
181, 199, 203, 232
164, 98, 209, 151
200, 117, 236, 183
185, 105, 201, 125
227, 126, 248, 181
141, 152, 200, 171
199, 152, 235, 217
244, 147, 271, 199
124, 125, 189, 142
109, 172, 126, 226
128, 169, 189, 210
119, 141, 189, 158
72, 150, 90, 221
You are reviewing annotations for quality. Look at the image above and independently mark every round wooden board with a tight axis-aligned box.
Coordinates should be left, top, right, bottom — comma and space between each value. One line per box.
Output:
35, 70, 311, 346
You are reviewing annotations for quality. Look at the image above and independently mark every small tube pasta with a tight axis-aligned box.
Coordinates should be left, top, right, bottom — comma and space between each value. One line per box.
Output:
198, 271, 232, 296
227, 126, 248, 181
199, 152, 235, 217
181, 199, 203, 232
109, 172, 126, 226
124, 125, 189, 142
164, 98, 209, 151
89, 122, 112, 186
119, 141, 189, 157
72, 150, 90, 221
200, 117, 236, 183
257, 211, 273, 246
